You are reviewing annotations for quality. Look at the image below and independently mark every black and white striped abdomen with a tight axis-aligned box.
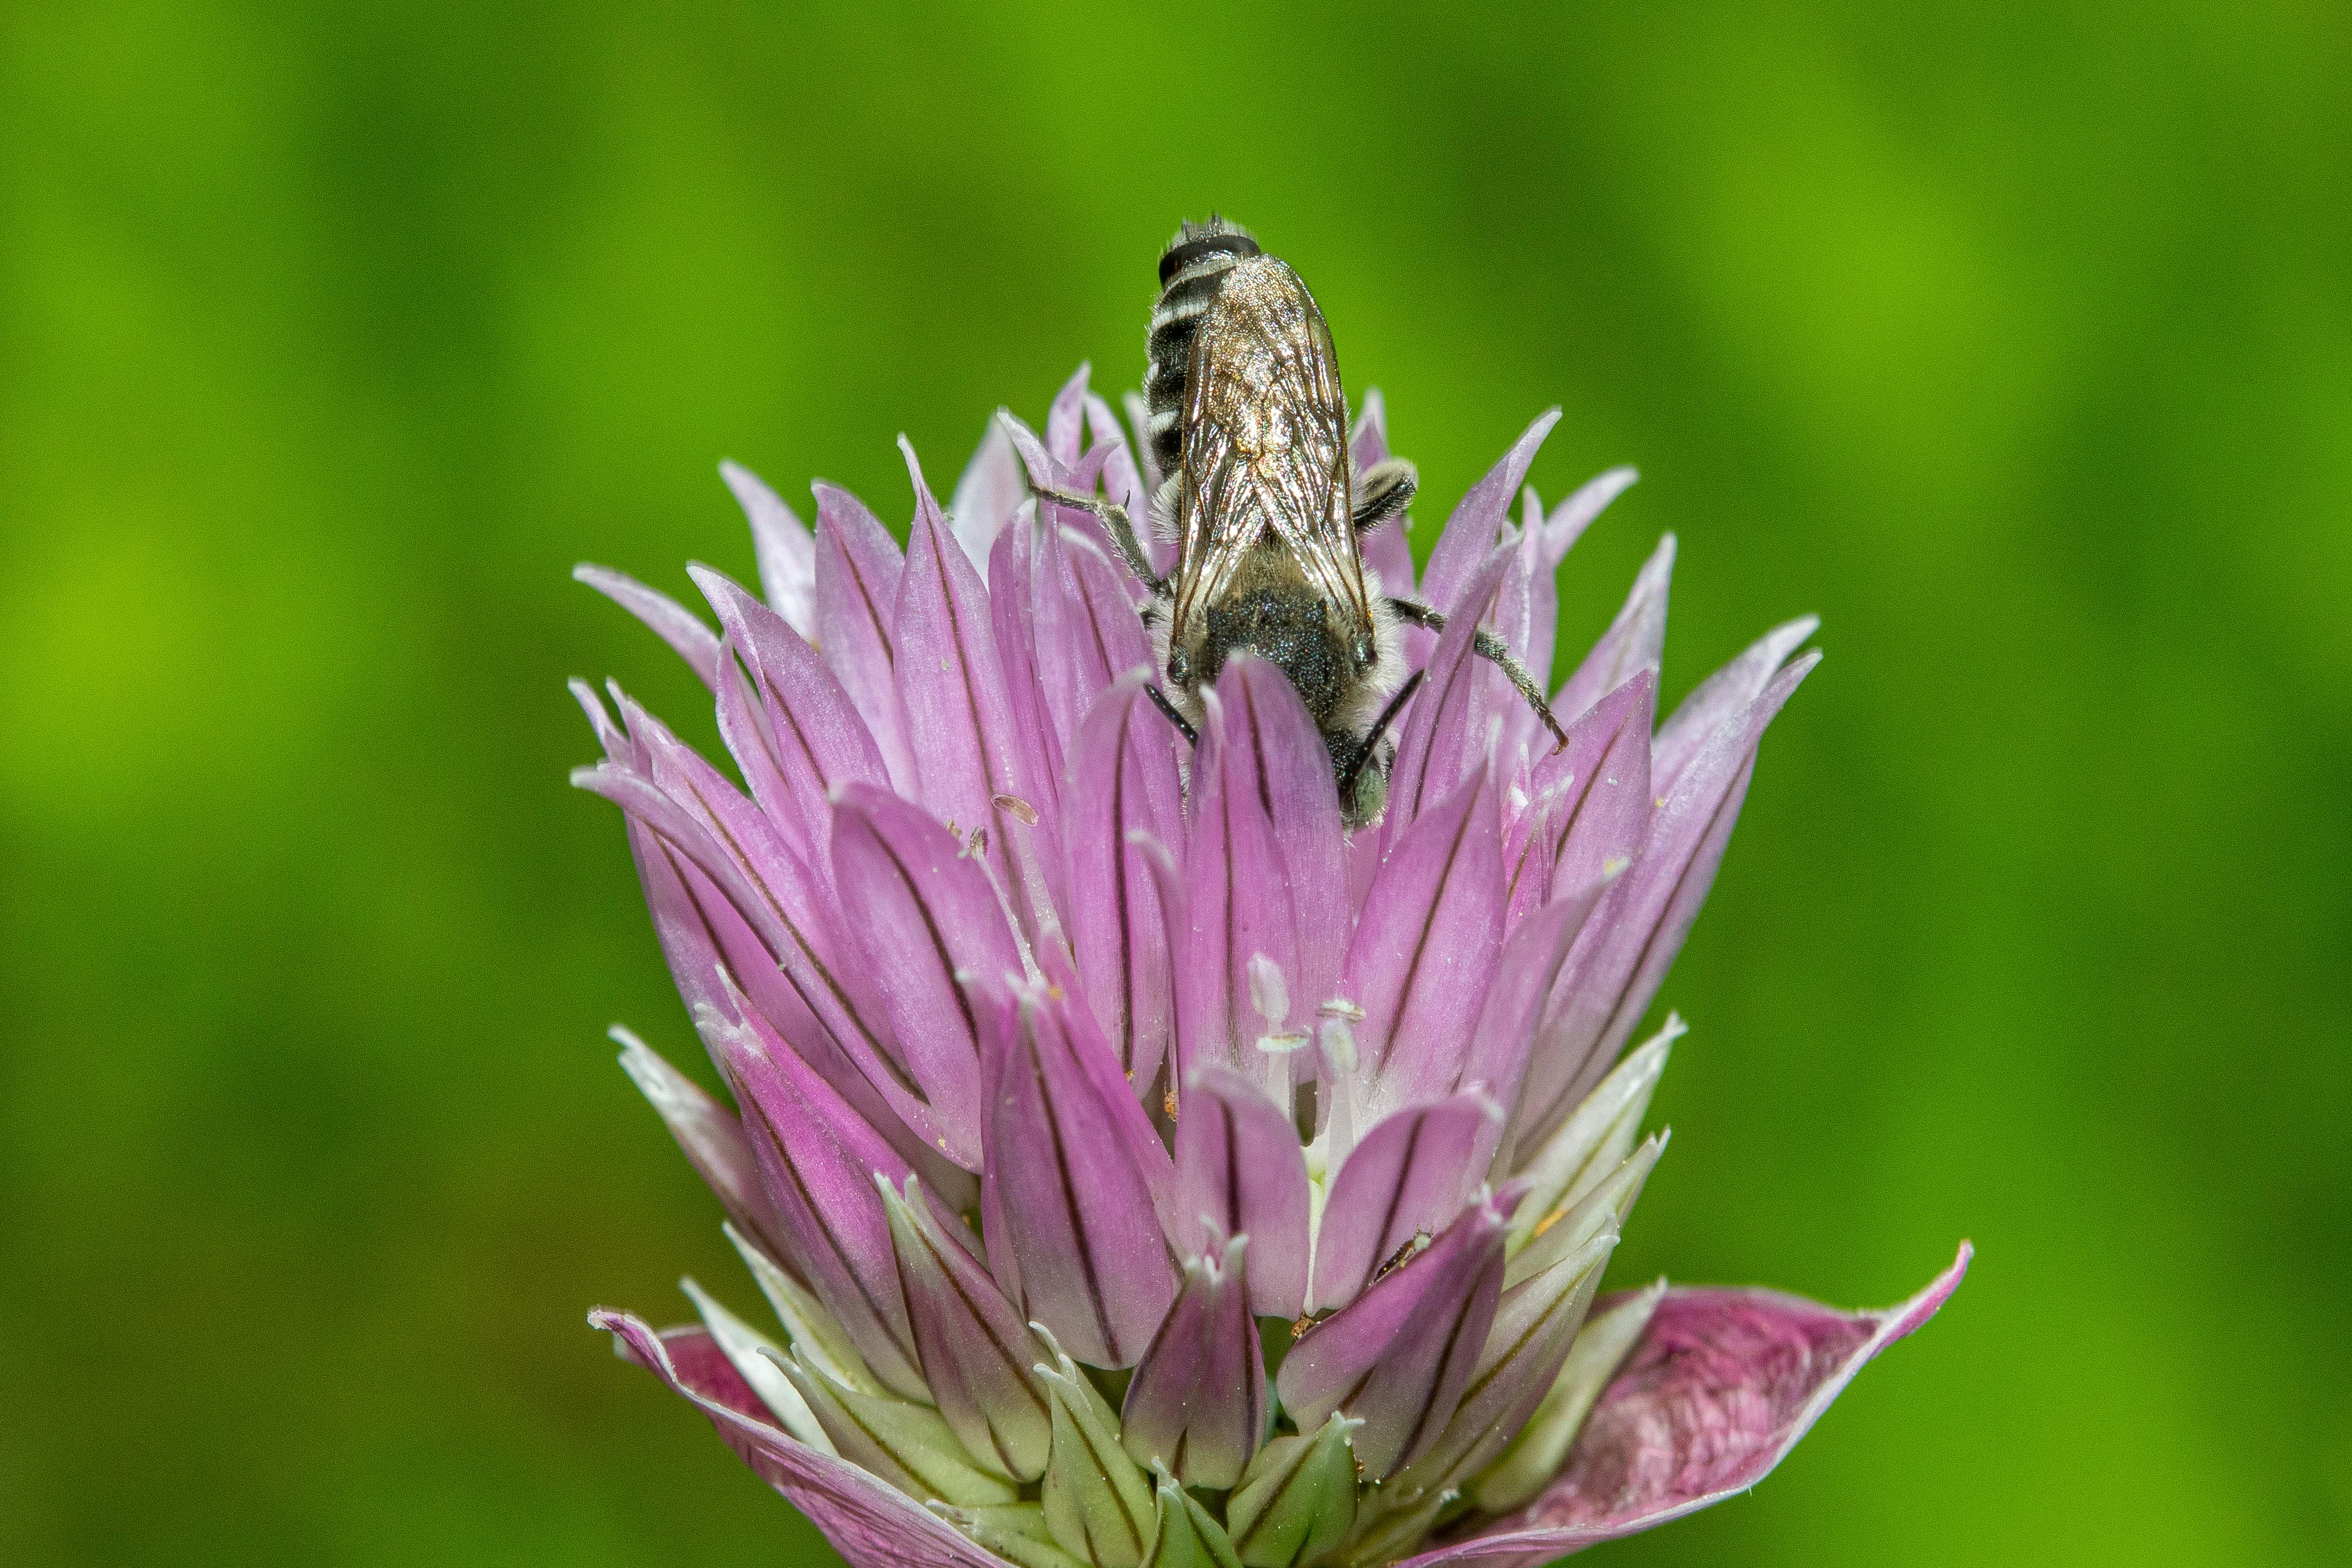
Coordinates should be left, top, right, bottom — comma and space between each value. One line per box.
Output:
1146, 217, 1259, 478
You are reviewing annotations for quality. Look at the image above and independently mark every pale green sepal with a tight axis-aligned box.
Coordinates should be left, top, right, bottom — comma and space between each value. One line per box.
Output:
679, 1276, 835, 1455
1142, 1469, 1245, 1568
1467, 1279, 1667, 1515
1333, 1489, 1447, 1568
933, 1502, 1091, 1568
1038, 1358, 1157, 1567
724, 1219, 882, 1395
1227, 1413, 1360, 1568
1505, 1132, 1665, 1289
1506, 1016, 1680, 1256
770, 1347, 1016, 1507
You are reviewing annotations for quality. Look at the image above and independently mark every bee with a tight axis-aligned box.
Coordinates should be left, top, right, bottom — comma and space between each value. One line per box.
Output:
1038, 217, 1566, 827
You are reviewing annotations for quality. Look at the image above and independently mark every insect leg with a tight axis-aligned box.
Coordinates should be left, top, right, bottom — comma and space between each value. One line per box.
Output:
1352, 457, 1417, 534
1144, 684, 1198, 746
1338, 668, 1427, 801
1031, 484, 1165, 591
1386, 598, 1571, 752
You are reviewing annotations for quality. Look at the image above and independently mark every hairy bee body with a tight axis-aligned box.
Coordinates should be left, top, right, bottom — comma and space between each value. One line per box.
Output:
1141, 219, 1408, 825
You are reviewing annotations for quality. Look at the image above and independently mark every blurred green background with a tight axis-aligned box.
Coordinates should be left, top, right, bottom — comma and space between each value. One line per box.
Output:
3, 1, 2346, 1564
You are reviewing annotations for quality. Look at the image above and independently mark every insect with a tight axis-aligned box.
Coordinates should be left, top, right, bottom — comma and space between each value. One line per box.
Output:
1038, 217, 1567, 827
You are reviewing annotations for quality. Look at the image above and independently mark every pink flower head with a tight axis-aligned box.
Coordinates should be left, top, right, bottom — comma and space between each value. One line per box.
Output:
576, 367, 1965, 1567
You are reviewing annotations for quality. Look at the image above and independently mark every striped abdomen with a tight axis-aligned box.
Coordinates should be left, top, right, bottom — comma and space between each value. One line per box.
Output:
1145, 217, 1260, 478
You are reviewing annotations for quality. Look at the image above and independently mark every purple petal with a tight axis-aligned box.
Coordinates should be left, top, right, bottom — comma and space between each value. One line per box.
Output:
881, 1174, 1054, 1481
1046, 363, 1091, 465
612, 1024, 783, 1262
1352, 389, 1417, 599
1040, 527, 1157, 760
1170, 1064, 1313, 1320
1221, 657, 1350, 1014
1384, 548, 1514, 842
1120, 390, 1165, 510
574, 563, 721, 689
1344, 765, 1504, 1117
705, 1005, 930, 1402
1120, 1234, 1266, 1489
1523, 652, 1819, 1141
1397, 1246, 1972, 1566
813, 481, 917, 793
1517, 468, 1637, 692
1553, 534, 1672, 728
1277, 1187, 1517, 1478
594, 1314, 1004, 1568
949, 416, 1027, 575
989, 519, 1070, 916
982, 980, 1178, 1368
1652, 614, 1819, 795
1309, 1093, 1502, 1313
1457, 889, 1604, 1156
1176, 675, 1308, 1104
1417, 409, 1561, 626
1524, 670, 1653, 906
830, 784, 1026, 1171
1083, 393, 1150, 551
695, 566, 891, 852
1062, 675, 1186, 1090
893, 439, 1060, 947
720, 460, 818, 638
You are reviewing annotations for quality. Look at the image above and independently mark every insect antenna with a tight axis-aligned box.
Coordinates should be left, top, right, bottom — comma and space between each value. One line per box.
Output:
1145, 683, 1198, 746
1337, 668, 1427, 801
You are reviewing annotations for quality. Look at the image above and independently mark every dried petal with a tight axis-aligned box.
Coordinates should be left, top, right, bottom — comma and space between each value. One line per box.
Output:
1401, 1246, 1972, 1565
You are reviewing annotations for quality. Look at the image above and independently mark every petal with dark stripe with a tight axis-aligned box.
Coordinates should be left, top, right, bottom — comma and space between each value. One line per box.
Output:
983, 982, 1177, 1368
813, 479, 916, 792
1524, 670, 1653, 907
1552, 534, 1672, 729
1120, 1234, 1265, 1489
1308, 1093, 1501, 1313
1170, 1064, 1312, 1320
1344, 765, 1504, 1117
1276, 1186, 1517, 1478
831, 784, 1025, 1170
1062, 674, 1186, 1091
1416, 409, 1561, 630
1383, 548, 1513, 843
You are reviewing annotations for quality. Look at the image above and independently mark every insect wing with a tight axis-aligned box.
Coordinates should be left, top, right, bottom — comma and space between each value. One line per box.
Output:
1168, 260, 1373, 654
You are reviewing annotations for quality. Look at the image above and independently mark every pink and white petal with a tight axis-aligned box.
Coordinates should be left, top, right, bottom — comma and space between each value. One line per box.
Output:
1553, 534, 1672, 729
988, 519, 1069, 861
1652, 614, 1819, 795
595, 1314, 1004, 1568
1417, 409, 1561, 626
720, 460, 818, 638
1396, 1245, 1972, 1568
949, 415, 1028, 576
1046, 363, 1091, 466
575, 563, 721, 690
813, 481, 917, 793
1218, 658, 1350, 1012
611, 1024, 785, 1263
